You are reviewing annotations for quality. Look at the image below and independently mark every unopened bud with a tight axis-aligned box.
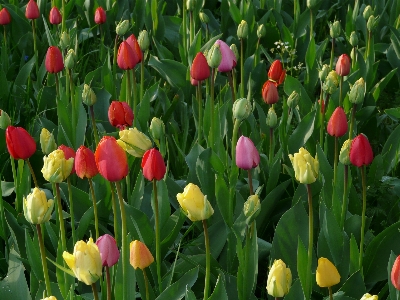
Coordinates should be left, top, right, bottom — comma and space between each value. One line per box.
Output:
230, 44, 239, 61
330, 21, 341, 39
287, 91, 299, 108
257, 24, 266, 38
350, 31, 358, 47
237, 20, 248, 39
350, 47, 357, 62
40, 128, 57, 155
206, 44, 222, 68
266, 107, 278, 128
339, 139, 351, 165
307, 0, 317, 9
233, 98, 251, 121
323, 70, 339, 95
116, 20, 129, 36
243, 195, 260, 225
349, 78, 365, 104
367, 15, 377, 31
150, 117, 165, 141
82, 84, 97, 106
60, 31, 70, 50
0, 110, 11, 129
65, 49, 76, 69
319, 64, 330, 82
199, 11, 209, 24
186, 0, 196, 11
138, 30, 150, 51
363, 5, 373, 20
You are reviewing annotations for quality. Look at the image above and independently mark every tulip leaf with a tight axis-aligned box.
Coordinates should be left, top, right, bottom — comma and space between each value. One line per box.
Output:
349, 234, 359, 275
24, 229, 44, 282
288, 110, 316, 155
284, 75, 313, 115
382, 123, 400, 174
156, 266, 199, 300
215, 174, 230, 225
321, 205, 343, 266
185, 287, 197, 300
297, 236, 310, 300
160, 210, 186, 257
338, 270, 366, 299
196, 148, 216, 203
209, 273, 228, 300
225, 0, 241, 24
46, 256, 75, 278
283, 278, 305, 299
148, 56, 187, 90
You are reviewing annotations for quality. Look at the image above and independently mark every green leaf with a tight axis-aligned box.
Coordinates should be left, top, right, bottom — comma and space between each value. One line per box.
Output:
148, 56, 188, 89
226, 0, 241, 24
322, 205, 343, 266
284, 279, 305, 299
288, 110, 316, 154
216, 174, 230, 225
156, 267, 199, 300
349, 234, 359, 275
338, 270, 366, 299
284, 75, 313, 116
25, 229, 44, 282
209, 273, 229, 300
370, 68, 397, 102
196, 148, 216, 203
297, 237, 310, 300
382, 123, 400, 174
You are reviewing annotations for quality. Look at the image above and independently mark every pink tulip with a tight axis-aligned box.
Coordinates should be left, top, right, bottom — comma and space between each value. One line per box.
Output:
236, 136, 260, 170
96, 234, 120, 267
215, 40, 237, 73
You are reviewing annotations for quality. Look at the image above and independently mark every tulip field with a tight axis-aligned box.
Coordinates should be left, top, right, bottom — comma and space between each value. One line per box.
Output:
1, 0, 400, 299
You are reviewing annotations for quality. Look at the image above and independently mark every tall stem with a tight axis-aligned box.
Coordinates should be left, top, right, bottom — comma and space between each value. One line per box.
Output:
189, 11, 194, 47
153, 179, 162, 293
106, 266, 112, 300
91, 283, 99, 300
61, 0, 66, 32
10, 157, 19, 212
247, 170, 254, 195
140, 58, 145, 101
36, 224, 52, 296
55, 183, 67, 250
339, 75, 344, 107
240, 38, 245, 98
115, 181, 127, 300
330, 38, 335, 70
320, 94, 330, 150
89, 106, 100, 146
332, 136, 338, 207
229, 119, 241, 226
126, 70, 132, 111
26, 159, 38, 188
67, 178, 76, 245
88, 178, 99, 240
227, 71, 236, 103
55, 74, 60, 101
306, 184, 313, 298
309, 9, 313, 41
269, 126, 274, 165
328, 286, 333, 300
340, 165, 349, 229
202, 220, 211, 300
113, 35, 119, 99
197, 83, 203, 144
131, 69, 138, 127
349, 104, 356, 140
182, 0, 187, 53
32, 20, 38, 77
143, 269, 150, 300
110, 183, 118, 243
209, 68, 215, 148
359, 166, 367, 272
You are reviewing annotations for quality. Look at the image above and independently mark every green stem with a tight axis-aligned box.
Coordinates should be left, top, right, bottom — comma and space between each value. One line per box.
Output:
189, 11, 194, 47
247, 170, 254, 195
269, 126, 274, 166
88, 178, 99, 240
349, 104, 356, 140
32, 20, 38, 78
100, 25, 104, 62
209, 68, 215, 149
339, 75, 343, 107
67, 178, 76, 245
231, 119, 241, 168
10, 156, 19, 212
89, 105, 100, 146
254, 39, 260, 67
205, 24, 209, 42
340, 165, 349, 229
113, 35, 119, 99
309, 9, 313, 41
333, 136, 338, 195
55, 183, 67, 251
153, 179, 162, 294
36, 224, 52, 296
359, 166, 367, 272
182, 0, 187, 52
197, 83, 203, 144
68, 69, 76, 145
26, 159, 38, 188
227, 71, 236, 103
92, 283, 99, 300
202, 220, 211, 300
115, 181, 127, 300
110, 183, 118, 243
126, 69, 132, 110
306, 184, 313, 299
106, 266, 112, 300
240, 38, 244, 98
55, 74, 60, 102
229, 119, 241, 226
330, 38, 335, 70
140, 57, 145, 101
328, 286, 333, 300
61, 0, 66, 32
143, 269, 150, 300
131, 69, 138, 128
320, 94, 330, 150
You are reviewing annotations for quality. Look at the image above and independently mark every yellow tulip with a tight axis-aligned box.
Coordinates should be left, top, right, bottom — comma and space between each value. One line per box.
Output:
316, 257, 340, 288
360, 294, 378, 300
288, 147, 319, 184
266, 259, 292, 297
62, 238, 102, 285
129, 240, 154, 270
40, 128, 57, 155
42, 149, 74, 183
23, 188, 54, 224
117, 127, 152, 157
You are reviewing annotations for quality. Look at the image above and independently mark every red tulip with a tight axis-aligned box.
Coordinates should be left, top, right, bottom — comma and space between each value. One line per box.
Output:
94, 7, 106, 24
261, 80, 279, 105
268, 60, 286, 86
75, 146, 98, 179
58, 145, 76, 174
391, 255, 400, 290
96, 234, 120, 267
126, 34, 142, 64
0, 8, 11, 25
49, 7, 62, 25
191, 52, 210, 81
6, 126, 36, 160
349, 134, 373, 167
236, 136, 260, 170
141, 148, 166, 181
190, 77, 199, 86
117, 41, 139, 70
45, 46, 64, 73
95, 136, 128, 182
25, 0, 39, 20
335, 54, 351, 76
108, 101, 134, 129
327, 107, 348, 137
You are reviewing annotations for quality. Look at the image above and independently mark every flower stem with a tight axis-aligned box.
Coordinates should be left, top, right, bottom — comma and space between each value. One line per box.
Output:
332, 136, 338, 208
26, 159, 38, 188
140, 57, 145, 101
227, 71, 236, 104
197, 83, 203, 144
67, 178, 76, 245
359, 165, 367, 272
55, 74, 60, 101
202, 220, 211, 300
320, 94, 330, 151
115, 181, 127, 300
328, 286, 333, 300
10, 156, 18, 211
329, 38, 335, 70
110, 183, 118, 243
182, 0, 187, 53
131, 69, 138, 128
105, 266, 112, 300
153, 179, 162, 294
55, 183, 67, 250
189, 11, 194, 47
143, 268, 150, 300
306, 184, 313, 298
32, 20, 38, 78
209, 68, 215, 149
61, 0, 66, 32
89, 105, 100, 146
240, 38, 244, 98
349, 104, 356, 140
126, 69, 132, 113
309, 9, 313, 41
36, 224, 52, 296
269, 126, 274, 166
92, 283, 99, 300
88, 178, 99, 240
339, 75, 343, 107
340, 165, 349, 230
247, 170, 254, 195
113, 35, 119, 99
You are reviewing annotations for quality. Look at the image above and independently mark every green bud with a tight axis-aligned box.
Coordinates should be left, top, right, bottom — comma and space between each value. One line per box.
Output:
323, 70, 339, 95
287, 91, 300, 108
0, 110, 11, 129
363, 5, 373, 20
150, 117, 165, 141
82, 84, 97, 106
367, 15, 377, 31
350, 48, 357, 63
65, 49, 76, 69
186, 0, 196, 11
237, 20, 248, 39
60, 31, 70, 50
319, 64, 330, 82
339, 139, 351, 165
206, 44, 222, 68
116, 20, 129, 36
199, 11, 209, 24
330, 21, 341, 38
307, 0, 317, 9
349, 77, 366, 104
233, 98, 251, 121
257, 24, 266, 38
243, 195, 261, 225
40, 128, 57, 155
266, 107, 278, 128
350, 31, 358, 47
230, 44, 239, 61
138, 30, 150, 52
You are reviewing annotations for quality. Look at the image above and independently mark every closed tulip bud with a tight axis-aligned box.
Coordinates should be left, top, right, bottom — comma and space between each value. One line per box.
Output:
262, 80, 279, 105
82, 84, 97, 106
23, 188, 54, 224
289, 147, 319, 184
335, 54, 351, 76
307, 0, 317, 9
237, 20, 248, 39
96, 234, 120, 267
199, 11, 209, 24
319, 64, 330, 82
42, 149, 74, 183
349, 77, 366, 104
236, 136, 260, 170
63, 238, 103, 285
150, 117, 165, 141
391, 255, 400, 290
58, 145, 76, 174
126, 34, 142, 63
316, 257, 340, 288
327, 107, 348, 137
363, 5, 373, 20
130, 240, 154, 270
117, 127, 152, 157
0, 8, 11, 25
75, 145, 98, 179
268, 60, 286, 86
108, 101, 134, 129
367, 15, 377, 31
6, 126, 36, 160
266, 259, 292, 297
0, 110, 11, 129
266, 107, 278, 128
186, 0, 196, 11
177, 183, 214, 221
206, 43, 222, 69
233, 98, 252, 121
243, 194, 260, 225
330, 21, 341, 39
191, 52, 210, 81
349, 134, 373, 167
65, 49, 76, 69
141, 148, 166, 181
257, 24, 266, 38
45, 46, 64, 74
339, 139, 351, 165
287, 91, 300, 108
94, 7, 106, 24
117, 41, 139, 70
350, 31, 358, 47
138, 30, 150, 51
41, 297, 57, 300
215, 40, 237, 72
230, 44, 239, 62
360, 293, 378, 300
116, 20, 129, 36
323, 70, 339, 94
95, 136, 128, 182
40, 128, 57, 154
49, 7, 62, 25
60, 31, 70, 50
350, 47, 357, 62
25, 0, 39, 20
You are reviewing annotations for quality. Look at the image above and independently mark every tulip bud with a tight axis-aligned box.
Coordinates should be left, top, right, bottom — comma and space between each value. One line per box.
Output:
6, 126, 36, 160
363, 5, 373, 20
45, 46, 64, 74
323, 70, 339, 95
288, 147, 319, 184
230, 44, 239, 62
243, 194, 260, 225
177, 183, 214, 221
117, 127, 152, 157
60, 31, 70, 50
116, 20, 129, 36
287, 91, 299, 108
0, 110, 11, 129
349, 77, 366, 104
41, 297, 57, 300
40, 128, 57, 155
237, 20, 248, 39
64, 49, 76, 69
367, 15, 377, 31
350, 31, 358, 47
391, 255, 400, 290
330, 21, 341, 39
319, 64, 330, 82
23, 188, 54, 224
339, 139, 351, 165
268, 60, 286, 86
191, 52, 210, 81
233, 98, 251, 121
126, 34, 142, 63
94, 7, 106, 24
206, 43, 222, 69
82, 84, 97, 106
186, 0, 196, 11
316, 257, 340, 288
349, 133, 373, 167
108, 101, 134, 129
266, 259, 292, 297
141, 148, 166, 181
327, 107, 348, 137
266, 107, 278, 128
257, 24, 266, 38
25, 0, 39, 20
350, 47, 357, 62
360, 293, 378, 300
150, 117, 165, 141
307, 0, 317, 9
236, 136, 260, 170
49, 7, 62, 25
130, 240, 154, 270
96, 234, 120, 267
336, 53, 351, 76
42, 149, 74, 183
75, 145, 98, 179
199, 11, 209, 24
117, 40, 139, 70
262, 80, 279, 105
0, 8, 11, 25
138, 30, 150, 51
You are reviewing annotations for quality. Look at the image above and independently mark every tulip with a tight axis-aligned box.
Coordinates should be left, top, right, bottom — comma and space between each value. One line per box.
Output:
42, 149, 74, 183
177, 183, 214, 221
257, 24, 266, 38
40, 128, 57, 155
190, 78, 198, 86
82, 84, 97, 106
150, 117, 165, 141
49, 7, 62, 25
94, 7, 106, 24
350, 31, 358, 47
363, 5, 373, 20
287, 91, 300, 108
25, 0, 39, 20
391, 255, 400, 290
138, 30, 150, 52
349, 78, 366, 104
45, 46, 64, 74
41, 297, 57, 300
335, 54, 351, 76
6, 126, 36, 160
117, 40, 138, 70
58, 145, 76, 174
60, 31, 70, 50
0, 110, 11, 129
23, 188, 54, 224
141, 148, 166, 181
266, 107, 278, 128
236, 136, 260, 170
349, 134, 373, 167
327, 107, 348, 137
261, 80, 279, 105
339, 139, 351, 165
323, 70, 339, 95
268, 60, 286, 86
96, 234, 120, 267
233, 98, 251, 121
0, 8, 11, 25
95, 136, 128, 182
330, 21, 341, 39
117, 127, 152, 157
360, 293, 378, 300
191, 52, 210, 81
75, 146, 98, 179
126, 34, 142, 63
319, 64, 330, 82
130, 240, 154, 270
266, 259, 292, 297
116, 20, 129, 36
237, 20, 248, 39
108, 101, 134, 129
206, 43, 222, 69
215, 40, 237, 72
199, 11, 209, 24
64, 49, 77, 69
63, 238, 103, 285
230, 44, 239, 62
316, 257, 340, 288
288, 147, 319, 184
